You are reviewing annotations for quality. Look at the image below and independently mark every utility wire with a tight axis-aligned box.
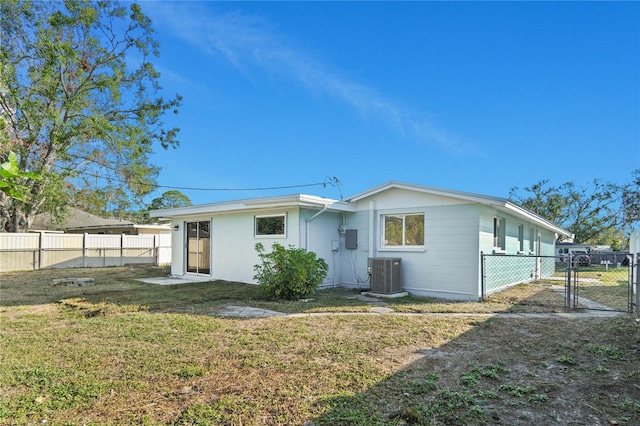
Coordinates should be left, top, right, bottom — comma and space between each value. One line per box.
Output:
53, 163, 340, 193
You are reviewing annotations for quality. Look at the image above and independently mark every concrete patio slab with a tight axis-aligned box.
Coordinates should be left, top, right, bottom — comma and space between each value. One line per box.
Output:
136, 276, 210, 285
217, 305, 287, 318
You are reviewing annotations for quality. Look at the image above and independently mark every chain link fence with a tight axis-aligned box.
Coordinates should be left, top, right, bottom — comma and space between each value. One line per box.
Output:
482, 254, 568, 311
482, 252, 636, 313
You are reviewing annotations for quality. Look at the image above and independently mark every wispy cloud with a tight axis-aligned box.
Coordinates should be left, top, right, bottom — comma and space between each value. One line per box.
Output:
146, 3, 481, 156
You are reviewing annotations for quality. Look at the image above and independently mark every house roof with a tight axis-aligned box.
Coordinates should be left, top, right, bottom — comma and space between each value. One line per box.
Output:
347, 181, 572, 238
149, 181, 572, 239
150, 193, 355, 219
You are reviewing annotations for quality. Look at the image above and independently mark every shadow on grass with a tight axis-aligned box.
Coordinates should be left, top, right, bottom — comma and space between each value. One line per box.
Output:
311, 312, 639, 426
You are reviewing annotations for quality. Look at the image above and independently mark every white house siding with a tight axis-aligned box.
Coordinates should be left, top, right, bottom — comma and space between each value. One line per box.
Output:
338, 209, 371, 288
340, 188, 483, 300
208, 208, 301, 283
170, 219, 186, 275
169, 208, 347, 285
300, 209, 343, 287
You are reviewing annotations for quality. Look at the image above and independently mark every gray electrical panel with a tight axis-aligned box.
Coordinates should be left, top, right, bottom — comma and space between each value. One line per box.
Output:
345, 229, 357, 249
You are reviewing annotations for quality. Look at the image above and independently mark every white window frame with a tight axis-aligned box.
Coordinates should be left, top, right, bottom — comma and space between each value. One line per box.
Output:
381, 213, 425, 249
518, 224, 525, 253
254, 214, 286, 237
529, 227, 535, 253
493, 217, 506, 253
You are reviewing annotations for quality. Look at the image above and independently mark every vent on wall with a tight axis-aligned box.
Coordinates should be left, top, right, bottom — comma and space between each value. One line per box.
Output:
367, 257, 402, 294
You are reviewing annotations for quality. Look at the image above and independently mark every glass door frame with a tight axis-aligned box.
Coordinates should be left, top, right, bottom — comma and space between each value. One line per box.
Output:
185, 220, 211, 275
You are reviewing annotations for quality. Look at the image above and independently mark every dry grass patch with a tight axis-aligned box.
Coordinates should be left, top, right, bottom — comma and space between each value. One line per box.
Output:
0, 303, 475, 425
2, 267, 639, 425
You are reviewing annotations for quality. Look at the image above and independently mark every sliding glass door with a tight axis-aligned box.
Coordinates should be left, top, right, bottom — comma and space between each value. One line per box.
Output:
186, 221, 210, 274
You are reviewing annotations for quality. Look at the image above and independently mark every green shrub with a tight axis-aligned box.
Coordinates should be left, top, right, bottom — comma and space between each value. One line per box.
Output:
253, 242, 328, 301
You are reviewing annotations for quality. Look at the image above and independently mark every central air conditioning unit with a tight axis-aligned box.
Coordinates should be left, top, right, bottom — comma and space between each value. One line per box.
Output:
367, 257, 402, 294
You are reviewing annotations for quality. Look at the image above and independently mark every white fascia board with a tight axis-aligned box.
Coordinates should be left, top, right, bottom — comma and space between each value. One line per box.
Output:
149, 194, 352, 219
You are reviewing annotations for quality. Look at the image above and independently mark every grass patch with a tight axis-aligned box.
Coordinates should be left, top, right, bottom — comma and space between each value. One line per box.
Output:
1, 267, 639, 425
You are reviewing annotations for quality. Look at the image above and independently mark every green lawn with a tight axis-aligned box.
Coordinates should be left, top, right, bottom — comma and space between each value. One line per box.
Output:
1, 267, 638, 425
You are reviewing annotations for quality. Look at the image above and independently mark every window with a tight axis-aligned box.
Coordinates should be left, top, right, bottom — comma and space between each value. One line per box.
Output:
382, 213, 424, 247
529, 228, 535, 252
255, 214, 286, 237
518, 224, 525, 252
493, 217, 505, 250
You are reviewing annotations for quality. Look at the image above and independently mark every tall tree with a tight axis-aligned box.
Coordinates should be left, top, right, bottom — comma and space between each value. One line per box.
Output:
148, 190, 192, 211
509, 179, 623, 244
0, 0, 181, 232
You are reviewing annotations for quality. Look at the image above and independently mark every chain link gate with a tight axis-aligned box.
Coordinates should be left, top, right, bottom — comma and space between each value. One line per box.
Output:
481, 252, 637, 314
569, 252, 635, 313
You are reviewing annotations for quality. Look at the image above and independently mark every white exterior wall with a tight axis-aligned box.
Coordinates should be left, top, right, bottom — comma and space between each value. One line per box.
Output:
170, 219, 186, 276
338, 209, 371, 288
341, 188, 481, 300
169, 208, 342, 285
338, 188, 561, 301
210, 209, 300, 283
301, 209, 343, 287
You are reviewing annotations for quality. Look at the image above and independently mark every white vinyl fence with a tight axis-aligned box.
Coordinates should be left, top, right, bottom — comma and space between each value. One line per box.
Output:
0, 233, 171, 272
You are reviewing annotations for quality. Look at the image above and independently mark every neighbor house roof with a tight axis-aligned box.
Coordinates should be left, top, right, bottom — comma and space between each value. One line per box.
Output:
347, 181, 573, 238
32, 207, 135, 231
150, 193, 355, 219
32, 208, 170, 234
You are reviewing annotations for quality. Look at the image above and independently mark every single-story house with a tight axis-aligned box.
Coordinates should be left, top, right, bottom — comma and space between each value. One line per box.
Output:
150, 181, 572, 301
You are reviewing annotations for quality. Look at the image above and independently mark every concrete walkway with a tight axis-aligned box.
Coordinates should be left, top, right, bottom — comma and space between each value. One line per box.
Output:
214, 305, 623, 319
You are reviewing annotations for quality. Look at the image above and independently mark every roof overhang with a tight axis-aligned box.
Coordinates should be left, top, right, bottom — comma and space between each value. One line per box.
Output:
150, 193, 355, 219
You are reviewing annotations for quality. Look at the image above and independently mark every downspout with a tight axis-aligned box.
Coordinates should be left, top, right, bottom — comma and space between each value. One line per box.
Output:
305, 206, 329, 251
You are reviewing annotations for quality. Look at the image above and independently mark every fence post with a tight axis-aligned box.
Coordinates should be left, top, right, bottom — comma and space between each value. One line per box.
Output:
83, 233, 88, 268
480, 251, 485, 301
154, 234, 159, 266
38, 232, 43, 270
565, 253, 571, 309
636, 253, 640, 318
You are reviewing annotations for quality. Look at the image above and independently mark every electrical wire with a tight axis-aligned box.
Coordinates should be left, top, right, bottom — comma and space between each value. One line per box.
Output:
52, 162, 341, 193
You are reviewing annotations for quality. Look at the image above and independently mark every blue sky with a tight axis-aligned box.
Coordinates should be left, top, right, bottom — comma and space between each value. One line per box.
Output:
141, 1, 639, 206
